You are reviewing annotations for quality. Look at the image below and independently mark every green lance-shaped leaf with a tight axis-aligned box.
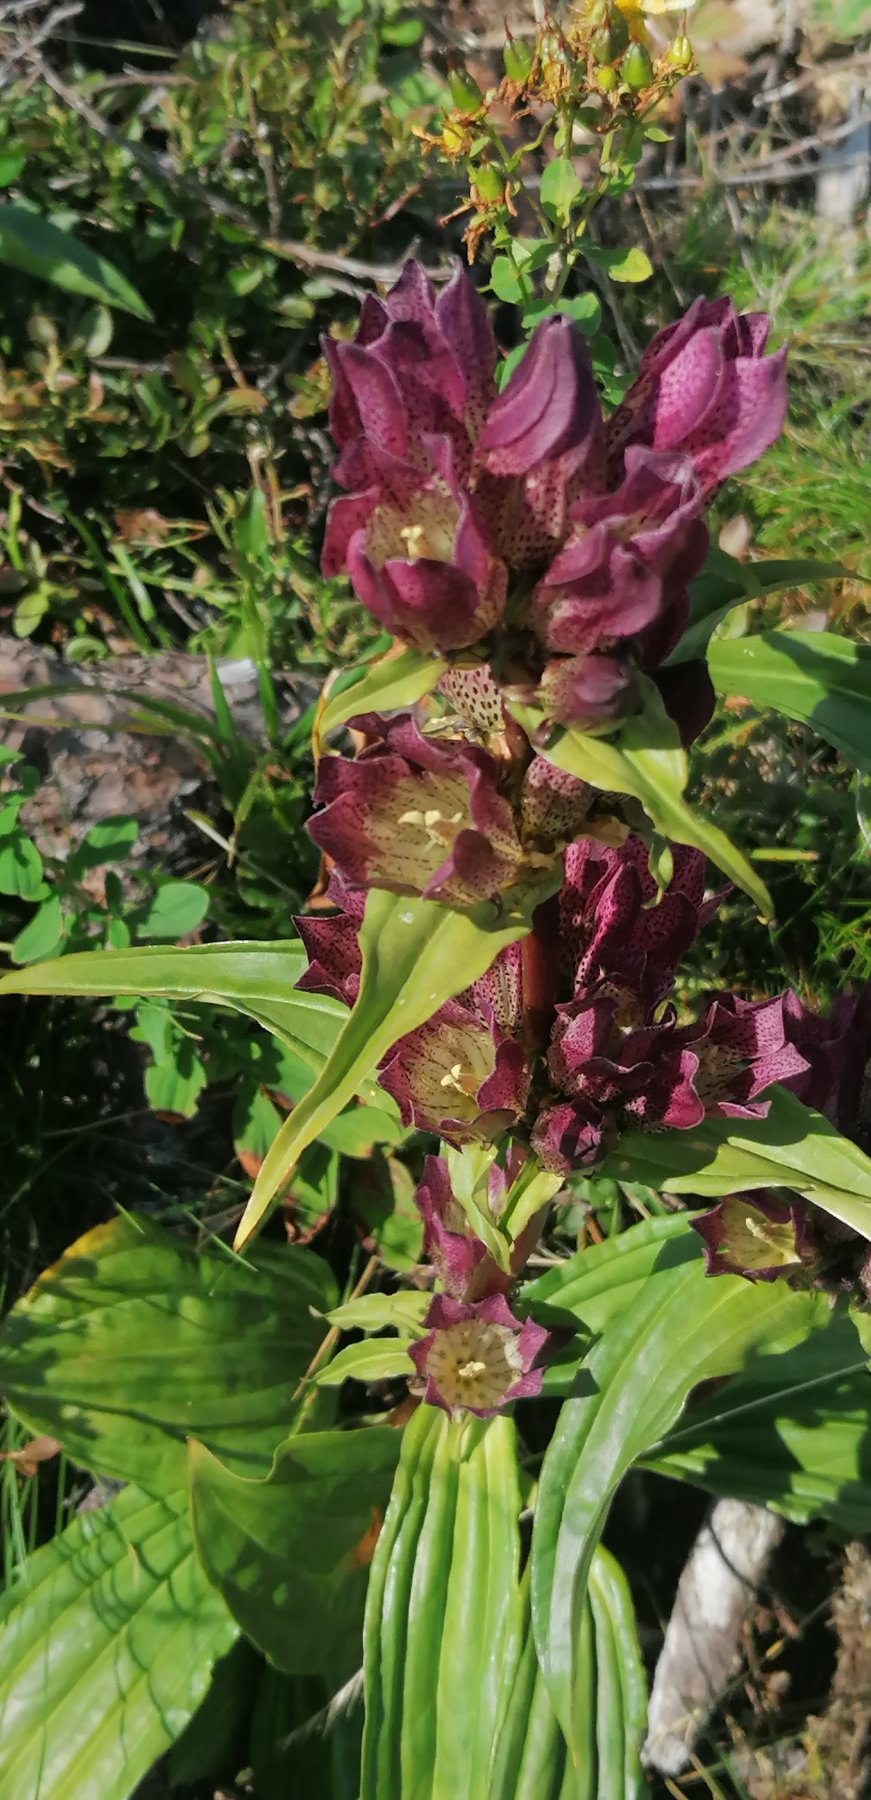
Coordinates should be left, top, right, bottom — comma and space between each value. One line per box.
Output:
0, 1215, 335, 1494
601, 1085, 871, 1240
316, 646, 448, 745
530, 1232, 829, 1754
508, 687, 772, 917
0, 204, 153, 318
708, 629, 871, 777
0, 1485, 237, 1800
648, 1306, 871, 1535
361, 1403, 524, 1800
0, 939, 348, 1073
189, 1426, 400, 1675
672, 547, 852, 664
234, 872, 559, 1249
490, 1551, 649, 1800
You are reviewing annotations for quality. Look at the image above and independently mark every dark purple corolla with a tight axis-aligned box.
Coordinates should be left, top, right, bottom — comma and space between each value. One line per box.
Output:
321, 263, 787, 742
408, 1292, 548, 1417
607, 295, 788, 494
307, 711, 525, 908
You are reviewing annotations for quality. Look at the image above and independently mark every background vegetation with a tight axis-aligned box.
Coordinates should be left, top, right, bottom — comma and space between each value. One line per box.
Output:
0, 1, 869, 1795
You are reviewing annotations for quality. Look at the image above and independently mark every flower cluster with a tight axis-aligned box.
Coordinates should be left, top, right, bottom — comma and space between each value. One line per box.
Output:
294, 261, 805, 1418
296, 835, 832, 1174
322, 262, 787, 735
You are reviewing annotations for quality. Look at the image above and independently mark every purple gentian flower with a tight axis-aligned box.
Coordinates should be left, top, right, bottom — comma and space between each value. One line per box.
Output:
408, 1292, 549, 1416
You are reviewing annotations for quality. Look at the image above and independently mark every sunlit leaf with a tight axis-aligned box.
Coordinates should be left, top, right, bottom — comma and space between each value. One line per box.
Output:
316, 646, 447, 747
0, 939, 347, 1072
603, 1086, 871, 1239
648, 1307, 871, 1533
0, 1485, 236, 1800
672, 548, 850, 663
492, 1551, 649, 1799
509, 688, 772, 916
361, 1404, 523, 1800
531, 1226, 828, 1752
0, 1215, 335, 1493
708, 629, 871, 776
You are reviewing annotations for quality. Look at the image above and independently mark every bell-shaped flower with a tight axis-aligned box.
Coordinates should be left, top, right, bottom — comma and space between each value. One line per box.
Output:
413, 1154, 511, 1300
690, 1194, 807, 1282
476, 313, 604, 558
408, 1292, 549, 1417
607, 295, 788, 493
532, 447, 709, 662
537, 652, 637, 729
559, 834, 718, 1005
672, 994, 812, 1122
379, 997, 529, 1140
322, 444, 507, 654
531, 1097, 608, 1176
307, 712, 526, 908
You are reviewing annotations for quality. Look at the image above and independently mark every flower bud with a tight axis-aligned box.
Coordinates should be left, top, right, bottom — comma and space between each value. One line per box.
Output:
667, 33, 693, 70
594, 63, 619, 91
503, 35, 534, 83
622, 42, 653, 90
473, 163, 504, 204
448, 66, 484, 114
590, 25, 619, 65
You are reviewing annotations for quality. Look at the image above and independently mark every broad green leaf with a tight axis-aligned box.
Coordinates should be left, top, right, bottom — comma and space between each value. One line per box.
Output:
362, 1404, 523, 1800
491, 1552, 649, 1799
325, 1292, 430, 1333
315, 1339, 413, 1388
0, 939, 346, 1072
603, 1086, 871, 1239
0, 823, 43, 897
235, 873, 559, 1249
0, 1484, 236, 1800
11, 894, 64, 964
672, 548, 850, 664
316, 646, 447, 744
708, 630, 871, 776
531, 1232, 828, 1751
540, 157, 582, 225
583, 244, 652, 283
135, 879, 210, 939
0, 205, 153, 319
189, 1427, 399, 1674
522, 1212, 696, 1330
0, 1215, 335, 1494
648, 1307, 871, 1533
508, 690, 773, 917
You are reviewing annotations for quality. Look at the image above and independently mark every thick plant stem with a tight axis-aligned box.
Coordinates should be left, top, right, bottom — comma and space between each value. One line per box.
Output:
521, 890, 561, 1055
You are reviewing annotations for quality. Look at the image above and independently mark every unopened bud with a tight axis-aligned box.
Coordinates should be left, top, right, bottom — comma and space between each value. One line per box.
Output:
594, 63, 619, 91
590, 25, 619, 65
668, 33, 693, 70
503, 36, 534, 84
473, 163, 503, 203
448, 67, 484, 114
622, 42, 653, 89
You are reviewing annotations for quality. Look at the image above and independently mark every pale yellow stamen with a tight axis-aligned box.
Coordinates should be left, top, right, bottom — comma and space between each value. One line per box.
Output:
399, 524, 426, 559
397, 806, 463, 852
440, 1062, 466, 1090
458, 1359, 488, 1380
